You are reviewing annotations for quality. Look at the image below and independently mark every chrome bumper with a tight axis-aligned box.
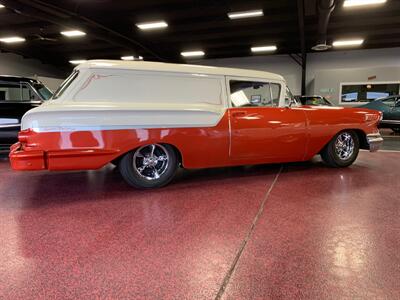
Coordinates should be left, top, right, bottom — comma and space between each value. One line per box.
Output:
367, 133, 384, 152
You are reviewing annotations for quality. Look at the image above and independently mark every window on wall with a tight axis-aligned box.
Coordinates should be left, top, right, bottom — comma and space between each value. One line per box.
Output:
340, 82, 400, 103
229, 80, 281, 108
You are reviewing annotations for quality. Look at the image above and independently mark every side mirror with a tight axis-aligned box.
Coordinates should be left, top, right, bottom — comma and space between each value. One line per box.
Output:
285, 99, 294, 108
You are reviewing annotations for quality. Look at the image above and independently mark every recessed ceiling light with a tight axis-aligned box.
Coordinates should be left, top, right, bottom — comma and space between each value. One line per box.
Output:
136, 21, 168, 30
180, 51, 205, 57
228, 9, 263, 20
0, 36, 26, 43
251, 45, 277, 53
121, 55, 143, 61
69, 59, 87, 65
61, 30, 86, 37
121, 56, 134, 61
0, 4, 5, 8
332, 39, 364, 47
343, 0, 386, 8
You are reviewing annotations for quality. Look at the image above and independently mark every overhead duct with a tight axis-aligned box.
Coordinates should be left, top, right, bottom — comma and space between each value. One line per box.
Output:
312, 0, 336, 51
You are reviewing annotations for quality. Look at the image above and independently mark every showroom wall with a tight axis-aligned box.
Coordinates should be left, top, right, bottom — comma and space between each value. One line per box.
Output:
0, 52, 65, 91
196, 47, 400, 106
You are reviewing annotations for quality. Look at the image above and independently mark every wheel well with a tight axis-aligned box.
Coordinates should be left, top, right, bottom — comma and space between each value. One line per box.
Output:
111, 143, 183, 166
318, 129, 369, 154
164, 143, 183, 166
352, 129, 369, 150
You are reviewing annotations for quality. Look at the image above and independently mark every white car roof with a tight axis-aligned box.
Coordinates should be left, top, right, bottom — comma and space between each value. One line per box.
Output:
76, 60, 285, 82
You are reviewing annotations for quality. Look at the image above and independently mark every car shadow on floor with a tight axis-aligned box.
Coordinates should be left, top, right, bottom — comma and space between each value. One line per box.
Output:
0, 156, 373, 210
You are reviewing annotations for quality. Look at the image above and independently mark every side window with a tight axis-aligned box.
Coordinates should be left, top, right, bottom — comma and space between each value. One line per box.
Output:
382, 97, 396, 107
0, 82, 40, 102
0, 82, 21, 101
270, 83, 281, 107
230, 80, 273, 108
21, 83, 40, 101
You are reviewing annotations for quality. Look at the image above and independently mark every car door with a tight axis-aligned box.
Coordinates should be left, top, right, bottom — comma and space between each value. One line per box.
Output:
389, 97, 400, 121
227, 77, 307, 161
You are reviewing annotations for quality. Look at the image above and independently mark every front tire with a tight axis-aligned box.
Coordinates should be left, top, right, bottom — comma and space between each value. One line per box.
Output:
119, 144, 178, 189
321, 131, 359, 168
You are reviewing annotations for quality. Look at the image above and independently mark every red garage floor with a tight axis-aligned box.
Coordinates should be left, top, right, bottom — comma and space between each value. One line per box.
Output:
0, 152, 399, 299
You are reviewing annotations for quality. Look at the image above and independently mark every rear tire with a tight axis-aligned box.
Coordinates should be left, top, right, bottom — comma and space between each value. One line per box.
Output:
321, 130, 359, 168
119, 144, 178, 189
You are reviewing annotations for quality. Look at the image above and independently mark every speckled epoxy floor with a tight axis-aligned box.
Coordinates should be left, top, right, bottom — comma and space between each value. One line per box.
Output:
0, 151, 399, 299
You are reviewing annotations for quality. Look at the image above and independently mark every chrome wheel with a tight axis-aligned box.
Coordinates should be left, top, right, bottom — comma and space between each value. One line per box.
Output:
334, 132, 354, 160
133, 144, 169, 181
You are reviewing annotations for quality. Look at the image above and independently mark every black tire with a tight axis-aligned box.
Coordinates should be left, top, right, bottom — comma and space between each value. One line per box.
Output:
119, 144, 178, 189
321, 130, 359, 168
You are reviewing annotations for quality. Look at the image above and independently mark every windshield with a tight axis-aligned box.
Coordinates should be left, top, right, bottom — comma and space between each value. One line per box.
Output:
33, 83, 53, 100
52, 70, 79, 99
285, 86, 299, 106
302, 96, 332, 106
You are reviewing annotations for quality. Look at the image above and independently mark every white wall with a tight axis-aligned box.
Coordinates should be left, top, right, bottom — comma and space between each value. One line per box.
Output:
0, 52, 65, 90
307, 48, 400, 105
195, 47, 400, 105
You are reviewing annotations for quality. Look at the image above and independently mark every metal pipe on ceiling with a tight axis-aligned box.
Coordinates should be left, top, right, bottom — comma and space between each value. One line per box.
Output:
312, 0, 336, 51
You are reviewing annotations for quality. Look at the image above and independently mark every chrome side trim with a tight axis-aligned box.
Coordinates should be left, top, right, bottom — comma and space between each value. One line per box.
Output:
380, 120, 400, 125
0, 124, 21, 128
366, 133, 384, 152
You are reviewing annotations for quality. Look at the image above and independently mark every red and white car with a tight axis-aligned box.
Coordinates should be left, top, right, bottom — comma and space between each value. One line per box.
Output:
10, 60, 383, 188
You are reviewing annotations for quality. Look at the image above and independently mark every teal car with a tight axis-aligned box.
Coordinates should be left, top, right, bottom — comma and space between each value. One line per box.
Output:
359, 95, 400, 133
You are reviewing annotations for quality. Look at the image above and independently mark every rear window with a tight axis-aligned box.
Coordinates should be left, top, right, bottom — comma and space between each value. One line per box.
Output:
52, 70, 79, 99
34, 83, 53, 100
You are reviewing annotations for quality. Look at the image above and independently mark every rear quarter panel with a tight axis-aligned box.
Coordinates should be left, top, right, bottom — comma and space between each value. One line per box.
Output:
302, 106, 381, 159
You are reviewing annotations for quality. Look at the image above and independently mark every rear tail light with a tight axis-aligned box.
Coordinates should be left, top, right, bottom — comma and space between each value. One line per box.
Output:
18, 129, 32, 143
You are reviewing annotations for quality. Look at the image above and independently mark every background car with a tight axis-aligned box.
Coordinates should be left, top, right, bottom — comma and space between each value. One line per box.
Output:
359, 95, 400, 133
295, 95, 333, 106
0, 76, 52, 153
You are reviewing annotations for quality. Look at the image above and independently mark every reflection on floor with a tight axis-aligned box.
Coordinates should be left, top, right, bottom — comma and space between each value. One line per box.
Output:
0, 150, 399, 299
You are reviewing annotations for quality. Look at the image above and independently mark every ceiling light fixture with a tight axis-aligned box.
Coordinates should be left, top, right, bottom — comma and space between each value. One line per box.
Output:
136, 21, 168, 30
0, 4, 5, 8
61, 30, 86, 37
0, 36, 26, 43
332, 39, 364, 47
228, 9, 264, 19
180, 51, 205, 57
69, 59, 87, 65
121, 55, 143, 61
251, 45, 277, 53
121, 56, 134, 61
343, 0, 386, 8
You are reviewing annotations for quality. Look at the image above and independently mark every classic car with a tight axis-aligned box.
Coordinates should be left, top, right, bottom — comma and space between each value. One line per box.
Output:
10, 60, 383, 189
0, 75, 52, 153
359, 95, 400, 133
296, 95, 333, 106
